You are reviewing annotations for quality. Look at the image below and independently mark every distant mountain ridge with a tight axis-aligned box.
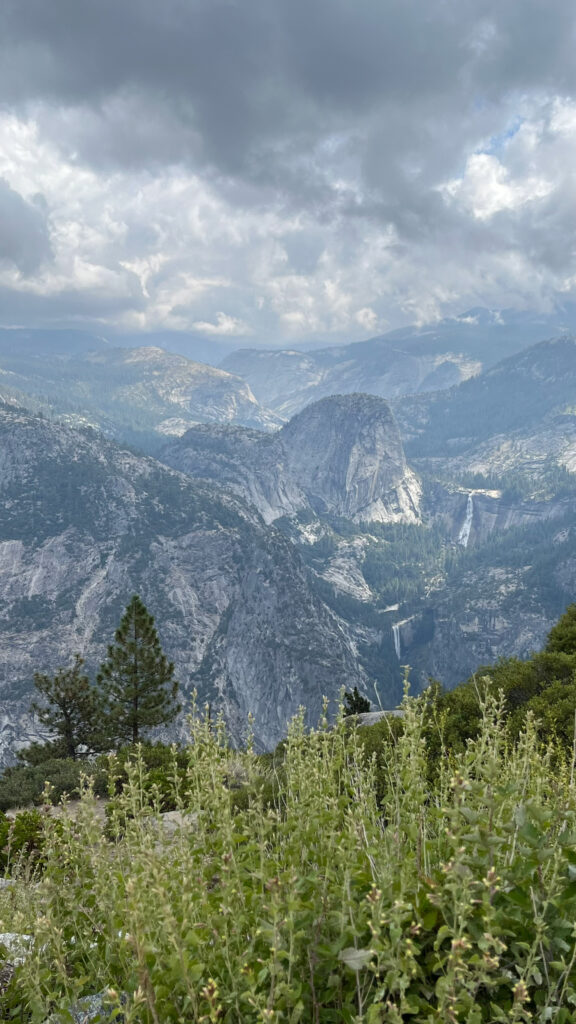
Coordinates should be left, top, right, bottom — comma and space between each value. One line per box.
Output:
0, 328, 110, 357
221, 308, 576, 418
0, 342, 280, 449
396, 334, 576, 481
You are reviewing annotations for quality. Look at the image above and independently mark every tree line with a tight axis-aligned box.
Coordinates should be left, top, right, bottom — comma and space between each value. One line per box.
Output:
28, 594, 180, 762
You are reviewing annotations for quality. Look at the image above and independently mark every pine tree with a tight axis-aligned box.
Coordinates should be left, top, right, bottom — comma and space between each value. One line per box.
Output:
343, 687, 371, 715
545, 603, 576, 657
97, 595, 180, 745
31, 655, 103, 760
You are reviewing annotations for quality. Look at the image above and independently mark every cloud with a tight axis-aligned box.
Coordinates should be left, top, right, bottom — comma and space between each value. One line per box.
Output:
0, 1, 576, 339
442, 153, 553, 220
0, 178, 52, 274
190, 312, 252, 336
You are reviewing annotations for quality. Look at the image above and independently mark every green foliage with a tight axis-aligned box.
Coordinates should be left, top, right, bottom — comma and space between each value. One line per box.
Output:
0, 808, 46, 873
9, 696, 576, 1022
409, 604, 576, 760
0, 757, 109, 812
17, 740, 71, 766
31, 655, 105, 759
101, 742, 190, 815
546, 602, 576, 655
343, 686, 371, 714
96, 595, 180, 745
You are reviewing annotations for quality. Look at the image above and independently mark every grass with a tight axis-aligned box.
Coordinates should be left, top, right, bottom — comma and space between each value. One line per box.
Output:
4, 691, 576, 1022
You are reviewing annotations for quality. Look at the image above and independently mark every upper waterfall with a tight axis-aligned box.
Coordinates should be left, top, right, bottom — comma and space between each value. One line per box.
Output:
458, 493, 475, 547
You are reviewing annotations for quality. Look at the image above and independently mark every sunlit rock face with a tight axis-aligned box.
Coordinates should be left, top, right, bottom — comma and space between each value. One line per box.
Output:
280, 394, 421, 523
164, 393, 421, 526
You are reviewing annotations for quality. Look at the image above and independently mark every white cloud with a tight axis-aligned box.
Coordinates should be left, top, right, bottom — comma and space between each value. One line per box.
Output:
442, 152, 553, 220
190, 312, 253, 336
355, 307, 380, 331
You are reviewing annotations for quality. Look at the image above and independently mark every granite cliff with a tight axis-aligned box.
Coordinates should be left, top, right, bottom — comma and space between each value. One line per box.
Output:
164, 393, 421, 525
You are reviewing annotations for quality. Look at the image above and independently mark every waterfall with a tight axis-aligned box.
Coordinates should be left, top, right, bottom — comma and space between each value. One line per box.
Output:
458, 492, 474, 548
392, 622, 401, 660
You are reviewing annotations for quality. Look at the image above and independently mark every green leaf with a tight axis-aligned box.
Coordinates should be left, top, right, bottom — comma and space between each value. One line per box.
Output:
338, 947, 373, 971
560, 880, 576, 902
186, 963, 205, 982
558, 831, 576, 847
507, 886, 531, 908
434, 924, 453, 949
422, 908, 438, 930
289, 1002, 305, 1023
518, 822, 542, 846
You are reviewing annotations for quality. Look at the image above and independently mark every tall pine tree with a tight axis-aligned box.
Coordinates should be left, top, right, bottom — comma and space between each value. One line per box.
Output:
97, 595, 180, 744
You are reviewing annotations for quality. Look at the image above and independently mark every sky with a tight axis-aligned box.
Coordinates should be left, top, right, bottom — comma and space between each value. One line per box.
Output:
1, 0, 576, 348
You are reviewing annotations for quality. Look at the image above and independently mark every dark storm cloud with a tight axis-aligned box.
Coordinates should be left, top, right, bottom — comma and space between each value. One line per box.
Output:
1, 0, 576, 336
0, 179, 52, 273
2, 0, 575, 187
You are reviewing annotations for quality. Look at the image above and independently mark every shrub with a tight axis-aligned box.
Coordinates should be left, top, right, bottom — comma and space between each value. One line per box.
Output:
0, 808, 47, 874
9, 695, 576, 1022
0, 757, 108, 811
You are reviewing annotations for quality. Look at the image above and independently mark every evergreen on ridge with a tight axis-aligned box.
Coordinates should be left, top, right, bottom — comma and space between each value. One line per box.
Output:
97, 595, 180, 745
343, 686, 371, 715
31, 655, 104, 760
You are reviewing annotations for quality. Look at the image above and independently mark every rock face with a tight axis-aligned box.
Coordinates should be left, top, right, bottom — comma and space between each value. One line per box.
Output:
164, 394, 421, 525
431, 488, 570, 549
0, 402, 368, 765
281, 395, 421, 522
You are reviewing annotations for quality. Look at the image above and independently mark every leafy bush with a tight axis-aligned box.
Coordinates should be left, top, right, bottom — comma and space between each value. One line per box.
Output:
0, 757, 108, 811
0, 808, 46, 873
0, 743, 186, 813
100, 742, 190, 814
8, 695, 576, 1022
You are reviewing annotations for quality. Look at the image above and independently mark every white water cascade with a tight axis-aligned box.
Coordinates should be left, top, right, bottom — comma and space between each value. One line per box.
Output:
392, 622, 401, 660
458, 492, 475, 548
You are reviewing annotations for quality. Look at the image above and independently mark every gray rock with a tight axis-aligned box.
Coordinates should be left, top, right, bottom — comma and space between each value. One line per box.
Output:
0, 932, 33, 965
164, 393, 421, 525
43, 991, 124, 1024
352, 710, 404, 727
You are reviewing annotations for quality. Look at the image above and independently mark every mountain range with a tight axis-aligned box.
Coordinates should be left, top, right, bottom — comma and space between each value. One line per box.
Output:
221, 307, 576, 418
0, 331, 279, 450
1, 310, 576, 765
0, 400, 372, 765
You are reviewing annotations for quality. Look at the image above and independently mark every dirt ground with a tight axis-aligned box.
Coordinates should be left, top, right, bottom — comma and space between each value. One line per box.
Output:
6, 798, 109, 823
